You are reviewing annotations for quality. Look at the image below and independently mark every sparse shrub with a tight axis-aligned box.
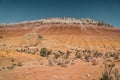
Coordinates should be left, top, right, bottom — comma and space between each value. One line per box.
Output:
0, 35, 3, 39
54, 53, 61, 59
105, 53, 110, 58
2, 66, 5, 69
91, 59, 97, 65
40, 48, 52, 57
57, 60, 63, 65
11, 58, 15, 62
7, 63, 16, 70
48, 59, 54, 66
7, 66, 14, 70
82, 49, 91, 54
17, 62, 23, 66
27, 47, 39, 54
23, 33, 43, 46
0, 67, 1, 71
75, 52, 81, 58
114, 68, 120, 80
65, 51, 71, 59
58, 50, 65, 56
61, 64, 67, 67
71, 60, 75, 65
85, 55, 90, 62
100, 70, 112, 80
93, 51, 102, 58
100, 63, 116, 80
12, 63, 16, 66
57, 60, 67, 67
109, 53, 114, 57
64, 59, 70, 64
38, 35, 43, 39
105, 52, 116, 58
100, 67, 120, 80
114, 54, 119, 60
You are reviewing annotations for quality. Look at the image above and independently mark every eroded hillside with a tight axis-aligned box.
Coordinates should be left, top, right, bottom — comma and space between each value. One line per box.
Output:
0, 18, 120, 80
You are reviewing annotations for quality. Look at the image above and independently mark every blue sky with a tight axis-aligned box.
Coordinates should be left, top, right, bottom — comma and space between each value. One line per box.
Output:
0, 0, 120, 27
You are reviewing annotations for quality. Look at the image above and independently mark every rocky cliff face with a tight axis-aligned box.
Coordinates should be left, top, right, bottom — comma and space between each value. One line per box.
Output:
0, 17, 113, 27
0, 18, 120, 37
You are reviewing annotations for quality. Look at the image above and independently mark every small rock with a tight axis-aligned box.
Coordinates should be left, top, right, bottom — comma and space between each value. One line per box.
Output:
86, 74, 90, 77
